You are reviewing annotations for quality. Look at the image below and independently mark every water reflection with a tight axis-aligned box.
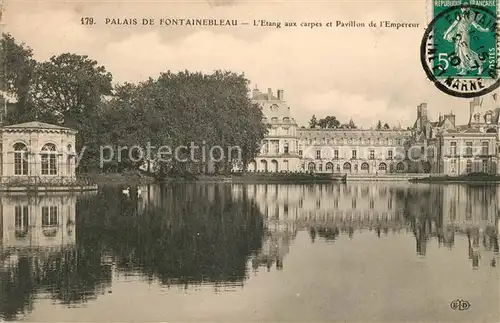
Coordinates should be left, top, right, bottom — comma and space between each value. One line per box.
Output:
0, 183, 498, 322
0, 192, 112, 321
236, 183, 499, 269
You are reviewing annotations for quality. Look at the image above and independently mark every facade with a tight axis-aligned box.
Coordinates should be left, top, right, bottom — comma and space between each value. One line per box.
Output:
412, 94, 500, 175
249, 87, 411, 173
250, 87, 500, 175
0, 121, 78, 184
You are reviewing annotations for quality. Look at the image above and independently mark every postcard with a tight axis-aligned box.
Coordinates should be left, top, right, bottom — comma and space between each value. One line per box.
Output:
0, 0, 498, 322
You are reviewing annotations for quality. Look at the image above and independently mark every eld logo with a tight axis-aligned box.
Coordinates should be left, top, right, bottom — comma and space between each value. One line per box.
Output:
450, 299, 471, 311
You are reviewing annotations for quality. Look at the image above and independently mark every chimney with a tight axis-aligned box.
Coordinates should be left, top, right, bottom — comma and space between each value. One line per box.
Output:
267, 88, 272, 97
420, 103, 428, 118
418, 103, 428, 130
252, 86, 261, 99
470, 101, 475, 116
277, 89, 284, 100
439, 114, 443, 124
445, 113, 455, 126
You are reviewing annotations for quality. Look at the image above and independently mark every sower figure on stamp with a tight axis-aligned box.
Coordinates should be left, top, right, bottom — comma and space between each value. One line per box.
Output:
443, 4, 489, 76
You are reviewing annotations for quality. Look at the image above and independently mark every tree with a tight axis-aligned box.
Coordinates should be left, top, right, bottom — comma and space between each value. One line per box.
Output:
0, 33, 37, 120
376, 120, 382, 130
383, 123, 390, 130
348, 119, 357, 129
309, 114, 317, 128
31, 53, 113, 128
318, 116, 340, 129
99, 71, 267, 176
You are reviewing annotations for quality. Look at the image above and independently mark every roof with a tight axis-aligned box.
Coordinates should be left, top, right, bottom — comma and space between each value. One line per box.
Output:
3, 121, 73, 131
253, 93, 280, 101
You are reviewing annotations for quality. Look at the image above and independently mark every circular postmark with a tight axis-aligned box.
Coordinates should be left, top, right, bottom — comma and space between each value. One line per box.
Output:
421, 4, 500, 98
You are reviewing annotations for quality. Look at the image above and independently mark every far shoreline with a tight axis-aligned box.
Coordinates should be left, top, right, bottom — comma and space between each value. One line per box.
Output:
80, 171, 500, 186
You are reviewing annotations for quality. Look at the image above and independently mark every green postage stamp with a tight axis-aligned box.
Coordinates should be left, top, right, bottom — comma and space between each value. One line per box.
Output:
421, 0, 500, 97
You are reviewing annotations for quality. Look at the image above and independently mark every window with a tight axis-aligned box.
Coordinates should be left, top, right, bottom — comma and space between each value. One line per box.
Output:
388, 150, 393, 159
284, 142, 289, 154
465, 141, 473, 156
466, 160, 472, 173
15, 205, 29, 229
42, 206, 58, 226
352, 198, 357, 209
41, 144, 57, 175
334, 150, 339, 159
450, 142, 457, 156
316, 149, 321, 159
299, 150, 303, 157
14, 143, 29, 175
482, 160, 489, 173
482, 141, 489, 155
351, 150, 357, 159
318, 164, 323, 171
369, 150, 375, 159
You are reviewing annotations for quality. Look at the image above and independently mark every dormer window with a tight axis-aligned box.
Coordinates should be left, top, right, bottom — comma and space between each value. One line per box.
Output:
474, 113, 480, 122
486, 112, 492, 123
270, 104, 279, 112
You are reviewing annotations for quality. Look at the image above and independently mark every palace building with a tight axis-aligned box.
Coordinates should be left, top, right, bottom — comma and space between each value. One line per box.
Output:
248, 87, 411, 174
249, 87, 500, 176
412, 94, 500, 176
0, 121, 78, 185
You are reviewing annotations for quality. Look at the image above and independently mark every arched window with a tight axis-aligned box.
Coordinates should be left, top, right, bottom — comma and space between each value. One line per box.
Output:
13, 143, 29, 175
41, 144, 57, 175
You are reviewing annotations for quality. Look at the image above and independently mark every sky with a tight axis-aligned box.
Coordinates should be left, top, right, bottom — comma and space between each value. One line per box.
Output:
3, 0, 498, 128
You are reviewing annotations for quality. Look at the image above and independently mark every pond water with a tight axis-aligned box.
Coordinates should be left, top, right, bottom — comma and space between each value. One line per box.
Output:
0, 183, 498, 322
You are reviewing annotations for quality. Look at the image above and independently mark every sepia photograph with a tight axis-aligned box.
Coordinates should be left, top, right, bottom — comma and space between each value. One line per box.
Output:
0, 0, 498, 322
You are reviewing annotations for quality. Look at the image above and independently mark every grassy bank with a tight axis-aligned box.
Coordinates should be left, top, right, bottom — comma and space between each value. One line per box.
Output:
80, 171, 156, 185
196, 172, 346, 184
81, 171, 349, 185
410, 172, 500, 183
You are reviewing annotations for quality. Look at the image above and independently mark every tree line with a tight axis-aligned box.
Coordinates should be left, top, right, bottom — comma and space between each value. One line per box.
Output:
0, 33, 267, 177
307, 115, 392, 130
